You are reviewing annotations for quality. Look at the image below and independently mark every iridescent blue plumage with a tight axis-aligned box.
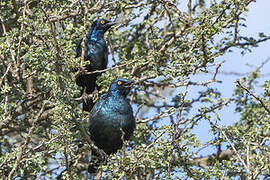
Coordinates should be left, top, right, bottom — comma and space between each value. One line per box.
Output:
89, 78, 136, 154
75, 19, 116, 112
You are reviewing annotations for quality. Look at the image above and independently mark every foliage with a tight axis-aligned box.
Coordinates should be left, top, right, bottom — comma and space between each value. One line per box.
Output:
0, 0, 269, 179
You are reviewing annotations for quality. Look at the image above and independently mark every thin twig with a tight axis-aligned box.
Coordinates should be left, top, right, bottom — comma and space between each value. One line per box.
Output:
77, 59, 137, 76
0, 63, 12, 88
80, 1, 89, 68
236, 80, 270, 114
16, 1, 28, 68
137, 108, 176, 123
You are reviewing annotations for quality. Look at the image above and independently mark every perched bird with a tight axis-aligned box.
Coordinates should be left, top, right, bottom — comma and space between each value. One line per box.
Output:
89, 78, 136, 155
75, 18, 116, 112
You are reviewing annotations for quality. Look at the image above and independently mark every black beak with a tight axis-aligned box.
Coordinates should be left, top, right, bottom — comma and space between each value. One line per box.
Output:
107, 21, 117, 28
124, 80, 134, 87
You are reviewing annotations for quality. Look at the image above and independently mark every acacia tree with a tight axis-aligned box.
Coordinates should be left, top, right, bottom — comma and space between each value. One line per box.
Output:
1, 0, 269, 179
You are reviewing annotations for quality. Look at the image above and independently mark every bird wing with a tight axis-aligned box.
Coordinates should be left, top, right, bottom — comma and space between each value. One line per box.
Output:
89, 93, 108, 121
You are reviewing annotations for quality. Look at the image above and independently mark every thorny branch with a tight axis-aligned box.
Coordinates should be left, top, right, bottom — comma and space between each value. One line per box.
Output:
236, 80, 270, 114
16, 1, 28, 68
80, 0, 89, 68
0, 63, 12, 88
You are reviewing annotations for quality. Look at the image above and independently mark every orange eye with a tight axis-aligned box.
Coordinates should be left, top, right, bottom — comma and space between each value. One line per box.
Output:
117, 81, 122, 85
100, 20, 105, 24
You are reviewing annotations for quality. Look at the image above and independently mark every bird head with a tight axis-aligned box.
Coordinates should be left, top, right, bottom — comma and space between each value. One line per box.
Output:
91, 18, 116, 33
109, 78, 134, 97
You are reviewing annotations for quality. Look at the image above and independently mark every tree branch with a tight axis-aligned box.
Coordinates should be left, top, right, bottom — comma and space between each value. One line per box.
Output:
192, 149, 233, 168
236, 80, 270, 114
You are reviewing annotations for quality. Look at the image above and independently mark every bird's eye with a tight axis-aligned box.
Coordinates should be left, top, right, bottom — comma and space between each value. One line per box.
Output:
117, 81, 122, 85
100, 20, 105, 24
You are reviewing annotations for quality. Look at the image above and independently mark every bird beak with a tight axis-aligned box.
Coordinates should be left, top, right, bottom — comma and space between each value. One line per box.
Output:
124, 80, 134, 87
107, 21, 117, 28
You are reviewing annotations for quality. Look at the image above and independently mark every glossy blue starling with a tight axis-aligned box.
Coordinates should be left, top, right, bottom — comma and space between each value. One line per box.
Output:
89, 78, 136, 155
75, 18, 116, 112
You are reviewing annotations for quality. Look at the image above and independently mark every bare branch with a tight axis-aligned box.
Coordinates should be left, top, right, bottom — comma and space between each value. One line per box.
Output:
192, 149, 234, 168
0, 63, 12, 88
236, 80, 270, 114
16, 1, 28, 68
